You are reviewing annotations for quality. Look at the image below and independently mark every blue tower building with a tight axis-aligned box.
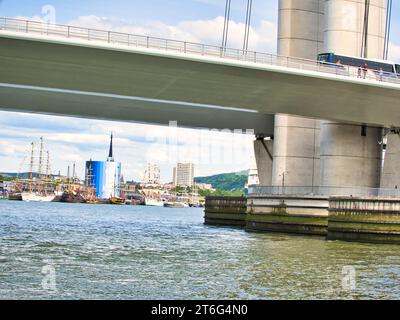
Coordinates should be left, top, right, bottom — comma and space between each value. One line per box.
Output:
85, 133, 122, 199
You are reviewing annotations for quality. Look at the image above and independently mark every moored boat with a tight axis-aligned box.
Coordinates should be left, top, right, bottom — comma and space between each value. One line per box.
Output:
21, 192, 55, 202
110, 197, 125, 205
8, 193, 22, 201
60, 190, 86, 203
163, 202, 188, 208
145, 198, 165, 207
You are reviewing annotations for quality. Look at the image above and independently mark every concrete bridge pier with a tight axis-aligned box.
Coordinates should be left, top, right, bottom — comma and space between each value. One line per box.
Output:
247, 0, 325, 236
320, 0, 386, 190
320, 122, 383, 188
269, 0, 324, 190
272, 115, 320, 188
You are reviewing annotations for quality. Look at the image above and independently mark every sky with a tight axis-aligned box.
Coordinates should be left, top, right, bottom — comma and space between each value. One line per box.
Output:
0, 0, 399, 182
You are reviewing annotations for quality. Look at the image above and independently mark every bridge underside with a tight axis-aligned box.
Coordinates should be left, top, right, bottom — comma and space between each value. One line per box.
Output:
0, 83, 274, 133
1, 32, 400, 130
0, 34, 273, 133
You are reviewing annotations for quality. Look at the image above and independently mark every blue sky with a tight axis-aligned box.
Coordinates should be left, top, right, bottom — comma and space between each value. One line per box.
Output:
0, 0, 277, 28
0, 0, 399, 181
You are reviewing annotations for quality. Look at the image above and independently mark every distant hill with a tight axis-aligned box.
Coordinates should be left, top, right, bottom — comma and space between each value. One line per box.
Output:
194, 170, 249, 192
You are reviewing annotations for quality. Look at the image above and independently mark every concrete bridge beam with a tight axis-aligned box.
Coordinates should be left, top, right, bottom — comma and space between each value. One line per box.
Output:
254, 135, 273, 186
381, 131, 400, 189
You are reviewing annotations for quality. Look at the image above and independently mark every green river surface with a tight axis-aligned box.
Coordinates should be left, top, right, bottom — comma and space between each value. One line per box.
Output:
0, 201, 399, 299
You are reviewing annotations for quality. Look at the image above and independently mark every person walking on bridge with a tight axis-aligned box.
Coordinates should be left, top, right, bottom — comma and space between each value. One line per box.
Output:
358, 65, 362, 78
363, 64, 368, 79
378, 68, 384, 81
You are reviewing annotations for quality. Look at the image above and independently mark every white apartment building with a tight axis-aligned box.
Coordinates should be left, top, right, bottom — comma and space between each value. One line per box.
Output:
173, 163, 194, 187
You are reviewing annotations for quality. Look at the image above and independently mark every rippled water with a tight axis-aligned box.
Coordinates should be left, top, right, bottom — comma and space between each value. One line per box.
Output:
0, 201, 399, 300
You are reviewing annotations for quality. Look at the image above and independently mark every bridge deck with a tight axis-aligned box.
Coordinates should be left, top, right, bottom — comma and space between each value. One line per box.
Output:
1, 17, 400, 129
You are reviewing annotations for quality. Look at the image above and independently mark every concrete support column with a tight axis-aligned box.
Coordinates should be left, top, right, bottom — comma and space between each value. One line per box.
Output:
272, 115, 320, 187
278, 0, 325, 59
320, 0, 386, 191
254, 136, 273, 186
264, 0, 324, 190
381, 132, 400, 189
324, 0, 386, 58
320, 122, 382, 187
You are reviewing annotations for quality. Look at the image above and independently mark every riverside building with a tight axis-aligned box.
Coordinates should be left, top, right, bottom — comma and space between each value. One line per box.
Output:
85, 133, 122, 199
173, 163, 194, 187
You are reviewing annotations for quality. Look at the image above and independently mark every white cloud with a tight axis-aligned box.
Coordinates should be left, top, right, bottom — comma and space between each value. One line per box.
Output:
67, 15, 277, 53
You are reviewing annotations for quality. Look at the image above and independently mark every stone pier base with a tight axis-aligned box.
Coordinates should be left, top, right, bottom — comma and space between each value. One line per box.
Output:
328, 197, 400, 244
246, 195, 328, 236
204, 195, 400, 244
204, 197, 247, 227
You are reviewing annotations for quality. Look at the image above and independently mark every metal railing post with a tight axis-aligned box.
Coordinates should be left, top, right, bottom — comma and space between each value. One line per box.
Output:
67, 26, 70, 38
184, 42, 187, 53
254, 52, 256, 63
146, 36, 149, 48
26, 20, 28, 33
108, 31, 110, 43
202, 44, 204, 55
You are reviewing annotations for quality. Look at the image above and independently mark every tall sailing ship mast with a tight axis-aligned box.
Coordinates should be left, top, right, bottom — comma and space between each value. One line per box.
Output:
28, 142, 35, 193
21, 137, 56, 202
37, 137, 44, 193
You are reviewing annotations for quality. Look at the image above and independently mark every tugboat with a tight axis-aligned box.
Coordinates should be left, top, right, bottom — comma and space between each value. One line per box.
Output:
8, 192, 23, 201
60, 190, 87, 203
110, 197, 125, 205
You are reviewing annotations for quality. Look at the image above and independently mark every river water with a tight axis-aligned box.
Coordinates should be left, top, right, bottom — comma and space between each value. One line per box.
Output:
0, 201, 399, 300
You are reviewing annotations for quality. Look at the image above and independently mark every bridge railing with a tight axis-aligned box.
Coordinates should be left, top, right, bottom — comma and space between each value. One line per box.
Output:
248, 185, 400, 198
1, 17, 400, 86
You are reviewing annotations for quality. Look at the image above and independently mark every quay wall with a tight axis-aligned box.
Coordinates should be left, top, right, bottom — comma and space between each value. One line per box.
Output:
328, 197, 400, 244
204, 195, 400, 244
204, 196, 247, 227
246, 194, 328, 236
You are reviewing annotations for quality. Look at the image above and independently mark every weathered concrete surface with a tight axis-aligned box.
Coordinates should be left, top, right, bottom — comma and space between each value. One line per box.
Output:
320, 123, 383, 188
328, 197, 400, 244
246, 194, 328, 236
204, 197, 247, 227
272, 115, 321, 187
